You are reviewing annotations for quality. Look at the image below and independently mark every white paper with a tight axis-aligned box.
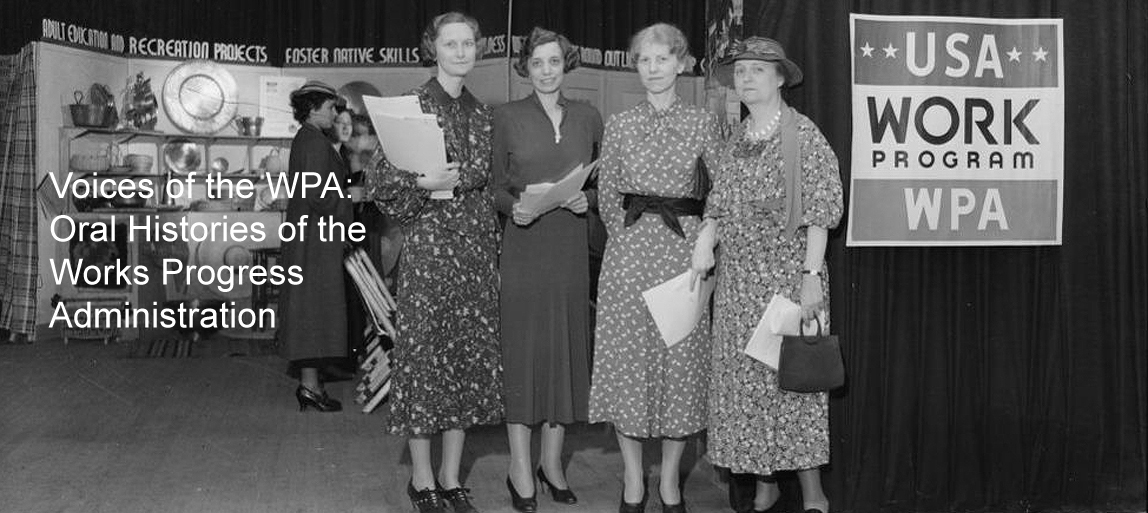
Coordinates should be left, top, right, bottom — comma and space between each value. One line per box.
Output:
362, 96, 452, 200
364, 95, 424, 117
260, 76, 307, 137
642, 270, 716, 347
744, 294, 827, 369
518, 160, 596, 217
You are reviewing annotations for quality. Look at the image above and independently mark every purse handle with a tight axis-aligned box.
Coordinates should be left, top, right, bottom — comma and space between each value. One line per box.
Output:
798, 315, 824, 342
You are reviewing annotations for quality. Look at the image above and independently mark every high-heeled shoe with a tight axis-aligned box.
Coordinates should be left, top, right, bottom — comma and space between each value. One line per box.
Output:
506, 476, 537, 512
619, 485, 648, 513
661, 487, 687, 513
407, 480, 448, 513
438, 483, 478, 513
536, 467, 577, 504
295, 385, 342, 412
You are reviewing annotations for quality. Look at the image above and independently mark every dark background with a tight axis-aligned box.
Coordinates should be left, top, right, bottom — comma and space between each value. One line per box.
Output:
742, 1, 1146, 512
2, 1, 1145, 511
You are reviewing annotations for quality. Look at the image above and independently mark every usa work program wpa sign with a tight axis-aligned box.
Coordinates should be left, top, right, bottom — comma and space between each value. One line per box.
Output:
846, 14, 1063, 246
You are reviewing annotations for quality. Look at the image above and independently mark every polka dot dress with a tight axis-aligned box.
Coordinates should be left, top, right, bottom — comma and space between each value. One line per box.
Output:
588, 98, 718, 438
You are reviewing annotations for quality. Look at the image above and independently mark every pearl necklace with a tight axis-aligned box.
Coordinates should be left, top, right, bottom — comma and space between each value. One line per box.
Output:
745, 109, 781, 141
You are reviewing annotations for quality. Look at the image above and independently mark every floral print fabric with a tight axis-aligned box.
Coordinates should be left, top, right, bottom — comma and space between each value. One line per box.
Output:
704, 113, 843, 473
588, 98, 718, 438
366, 78, 503, 436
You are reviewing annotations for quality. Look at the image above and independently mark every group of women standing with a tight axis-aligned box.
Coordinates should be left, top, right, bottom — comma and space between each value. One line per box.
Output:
283, 10, 843, 513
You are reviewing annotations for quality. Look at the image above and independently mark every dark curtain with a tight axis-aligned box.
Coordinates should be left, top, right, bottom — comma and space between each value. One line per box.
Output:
741, 1, 1147, 512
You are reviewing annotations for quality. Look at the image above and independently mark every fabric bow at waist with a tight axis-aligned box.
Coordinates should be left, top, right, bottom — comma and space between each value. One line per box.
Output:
622, 193, 705, 238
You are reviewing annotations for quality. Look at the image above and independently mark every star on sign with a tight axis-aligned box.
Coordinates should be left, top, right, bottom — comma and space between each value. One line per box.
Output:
1032, 46, 1048, 62
1006, 46, 1022, 62
860, 42, 874, 57
883, 43, 898, 58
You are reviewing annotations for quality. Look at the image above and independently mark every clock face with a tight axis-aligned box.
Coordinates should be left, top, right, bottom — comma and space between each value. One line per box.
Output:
162, 60, 238, 134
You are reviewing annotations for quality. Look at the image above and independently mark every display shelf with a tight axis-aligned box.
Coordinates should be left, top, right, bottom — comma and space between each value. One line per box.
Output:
64, 127, 292, 145
59, 127, 291, 214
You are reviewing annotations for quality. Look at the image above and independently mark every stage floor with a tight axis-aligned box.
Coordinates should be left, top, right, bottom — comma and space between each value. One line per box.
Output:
1, 335, 729, 513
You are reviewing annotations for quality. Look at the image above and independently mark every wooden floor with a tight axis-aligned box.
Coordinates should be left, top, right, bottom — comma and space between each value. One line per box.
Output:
0, 336, 730, 513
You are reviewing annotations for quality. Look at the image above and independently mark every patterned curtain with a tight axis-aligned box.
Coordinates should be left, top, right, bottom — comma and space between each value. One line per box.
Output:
0, 44, 38, 340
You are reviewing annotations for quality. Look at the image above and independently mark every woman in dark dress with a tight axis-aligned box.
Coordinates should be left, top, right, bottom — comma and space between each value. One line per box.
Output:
492, 27, 603, 512
365, 12, 502, 513
278, 80, 353, 412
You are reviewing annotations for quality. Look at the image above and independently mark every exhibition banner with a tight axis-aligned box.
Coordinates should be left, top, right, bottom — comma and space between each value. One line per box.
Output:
846, 14, 1063, 246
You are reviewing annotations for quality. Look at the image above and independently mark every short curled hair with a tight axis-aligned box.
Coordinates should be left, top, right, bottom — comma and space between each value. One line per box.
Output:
351, 113, 375, 136
513, 26, 580, 78
290, 91, 337, 124
629, 22, 696, 70
420, 11, 482, 67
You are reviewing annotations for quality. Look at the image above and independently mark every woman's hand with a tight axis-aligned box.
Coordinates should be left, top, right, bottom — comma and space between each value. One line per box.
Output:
511, 201, 536, 226
689, 220, 718, 291
562, 192, 589, 214
416, 162, 460, 192
800, 273, 824, 321
689, 238, 716, 292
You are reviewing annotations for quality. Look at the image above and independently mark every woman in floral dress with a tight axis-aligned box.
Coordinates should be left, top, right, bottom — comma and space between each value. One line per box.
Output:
588, 23, 719, 513
365, 11, 501, 513
691, 37, 843, 513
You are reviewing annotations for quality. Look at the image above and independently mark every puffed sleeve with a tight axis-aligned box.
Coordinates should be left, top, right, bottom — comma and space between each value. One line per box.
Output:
583, 107, 606, 211
597, 115, 624, 237
703, 134, 731, 221
457, 107, 493, 192
799, 121, 844, 230
490, 105, 517, 216
364, 145, 429, 225
288, 132, 344, 215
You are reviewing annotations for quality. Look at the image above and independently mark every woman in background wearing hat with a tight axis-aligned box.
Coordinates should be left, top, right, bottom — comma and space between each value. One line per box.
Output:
588, 22, 719, 513
279, 80, 354, 412
492, 26, 603, 512
365, 11, 501, 513
690, 37, 843, 513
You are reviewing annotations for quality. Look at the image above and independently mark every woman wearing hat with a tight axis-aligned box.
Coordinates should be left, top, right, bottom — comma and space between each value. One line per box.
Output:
690, 37, 843, 513
279, 80, 354, 412
364, 11, 501, 513
588, 22, 719, 513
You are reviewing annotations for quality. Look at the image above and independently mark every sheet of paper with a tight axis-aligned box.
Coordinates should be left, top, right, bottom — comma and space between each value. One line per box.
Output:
745, 294, 828, 369
518, 160, 596, 217
260, 76, 307, 137
744, 294, 799, 369
642, 270, 716, 347
363, 94, 424, 117
362, 96, 452, 200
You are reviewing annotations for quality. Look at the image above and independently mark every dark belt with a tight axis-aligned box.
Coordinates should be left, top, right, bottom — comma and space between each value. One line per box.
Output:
622, 194, 705, 238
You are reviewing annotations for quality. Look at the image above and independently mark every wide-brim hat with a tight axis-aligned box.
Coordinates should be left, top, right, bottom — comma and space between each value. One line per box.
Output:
290, 80, 338, 99
714, 36, 803, 88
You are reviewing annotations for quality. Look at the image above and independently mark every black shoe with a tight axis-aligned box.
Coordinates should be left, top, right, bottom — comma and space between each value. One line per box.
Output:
663, 500, 687, 513
754, 501, 782, 513
506, 476, 537, 513
728, 473, 756, 512
536, 467, 577, 504
619, 486, 648, 513
295, 385, 342, 412
407, 481, 448, 513
439, 484, 478, 513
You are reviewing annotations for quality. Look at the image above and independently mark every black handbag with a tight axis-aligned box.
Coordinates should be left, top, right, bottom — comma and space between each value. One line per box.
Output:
778, 316, 845, 392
